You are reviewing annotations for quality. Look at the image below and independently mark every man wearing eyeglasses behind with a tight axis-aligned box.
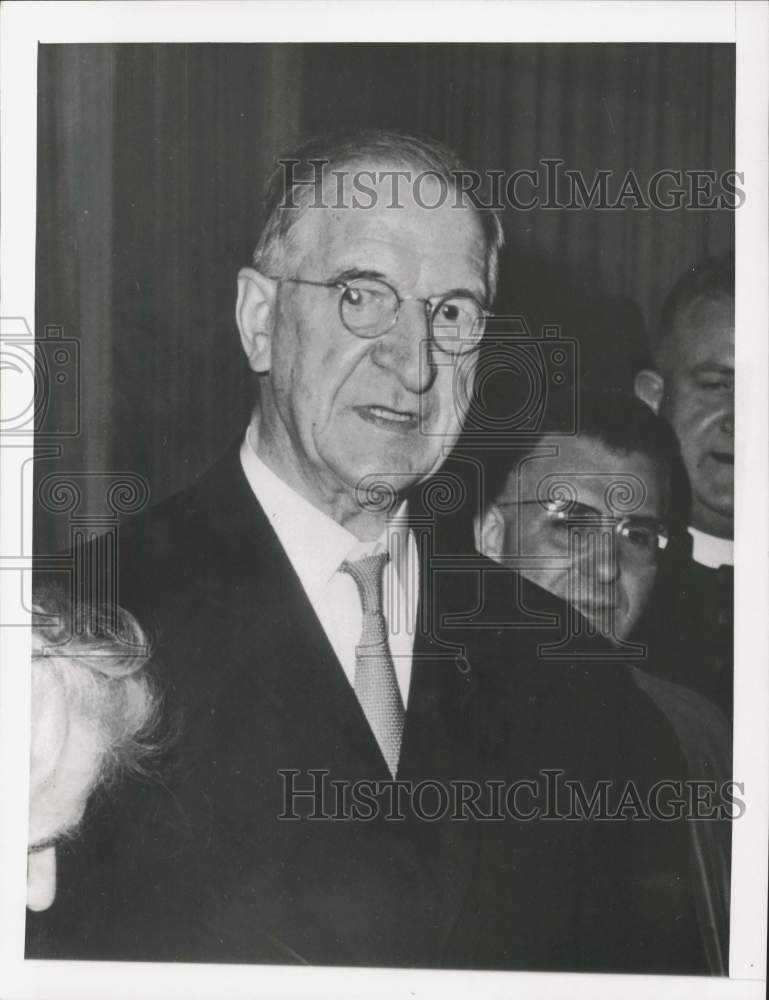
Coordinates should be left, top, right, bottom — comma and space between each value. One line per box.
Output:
475, 389, 732, 972
31, 133, 710, 974
476, 391, 677, 646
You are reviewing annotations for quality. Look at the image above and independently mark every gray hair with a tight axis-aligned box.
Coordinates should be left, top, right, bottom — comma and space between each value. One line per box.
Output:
31, 586, 159, 797
252, 129, 505, 304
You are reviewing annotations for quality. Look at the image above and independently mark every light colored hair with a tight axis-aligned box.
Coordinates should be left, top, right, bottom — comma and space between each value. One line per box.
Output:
252, 129, 505, 303
31, 585, 160, 794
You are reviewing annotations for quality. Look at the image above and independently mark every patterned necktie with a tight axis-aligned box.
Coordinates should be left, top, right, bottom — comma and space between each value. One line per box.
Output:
340, 551, 405, 777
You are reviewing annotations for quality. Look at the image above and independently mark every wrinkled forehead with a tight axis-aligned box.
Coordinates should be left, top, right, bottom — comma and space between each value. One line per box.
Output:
516, 436, 667, 517
286, 163, 488, 295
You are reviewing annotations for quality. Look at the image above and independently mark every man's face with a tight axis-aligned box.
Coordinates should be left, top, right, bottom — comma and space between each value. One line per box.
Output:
659, 296, 734, 538
28, 665, 102, 850
254, 174, 487, 507
27, 664, 104, 911
497, 436, 667, 643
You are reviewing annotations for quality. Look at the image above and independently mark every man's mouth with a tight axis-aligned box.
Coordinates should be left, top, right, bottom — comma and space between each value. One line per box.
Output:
576, 600, 619, 617
573, 590, 625, 620
710, 451, 734, 465
355, 405, 418, 431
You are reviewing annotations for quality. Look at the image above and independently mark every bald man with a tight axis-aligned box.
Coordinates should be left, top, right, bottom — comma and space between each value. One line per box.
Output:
635, 253, 734, 717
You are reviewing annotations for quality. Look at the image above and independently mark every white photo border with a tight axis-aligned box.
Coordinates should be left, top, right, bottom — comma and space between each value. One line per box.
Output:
1, 2, 766, 998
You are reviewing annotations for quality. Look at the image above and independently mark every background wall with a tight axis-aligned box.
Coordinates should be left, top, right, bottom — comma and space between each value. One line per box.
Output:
34, 43, 735, 553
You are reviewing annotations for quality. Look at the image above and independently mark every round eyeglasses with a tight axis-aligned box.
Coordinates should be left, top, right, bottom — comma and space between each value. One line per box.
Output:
502, 499, 669, 565
270, 275, 488, 356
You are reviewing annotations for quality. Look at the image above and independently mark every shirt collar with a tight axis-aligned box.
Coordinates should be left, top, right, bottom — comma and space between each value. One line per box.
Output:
688, 526, 734, 569
239, 423, 410, 595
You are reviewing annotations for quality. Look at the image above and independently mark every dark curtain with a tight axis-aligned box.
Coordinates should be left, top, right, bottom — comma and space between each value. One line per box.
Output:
34, 43, 734, 554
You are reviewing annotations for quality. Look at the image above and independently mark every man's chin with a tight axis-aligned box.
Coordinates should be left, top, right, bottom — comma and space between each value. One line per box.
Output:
574, 603, 633, 643
693, 494, 734, 536
333, 443, 446, 487
696, 467, 733, 507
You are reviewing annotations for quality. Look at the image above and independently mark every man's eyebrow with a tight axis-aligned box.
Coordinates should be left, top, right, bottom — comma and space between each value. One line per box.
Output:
331, 268, 486, 303
496, 498, 602, 516
330, 267, 388, 283
690, 362, 734, 376
553, 499, 602, 517
438, 285, 487, 303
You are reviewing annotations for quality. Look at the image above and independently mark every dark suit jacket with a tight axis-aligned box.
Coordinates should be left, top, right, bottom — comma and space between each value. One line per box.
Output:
635, 533, 733, 720
630, 667, 732, 975
27, 446, 708, 973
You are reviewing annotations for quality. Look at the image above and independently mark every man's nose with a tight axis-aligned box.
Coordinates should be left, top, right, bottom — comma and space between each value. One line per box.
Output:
587, 530, 620, 585
371, 301, 437, 393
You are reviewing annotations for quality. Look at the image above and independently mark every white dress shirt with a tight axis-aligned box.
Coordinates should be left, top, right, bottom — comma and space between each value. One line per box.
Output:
239, 428, 418, 705
688, 527, 734, 569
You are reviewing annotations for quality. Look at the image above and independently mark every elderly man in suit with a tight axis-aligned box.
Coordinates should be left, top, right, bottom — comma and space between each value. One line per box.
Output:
29, 131, 709, 973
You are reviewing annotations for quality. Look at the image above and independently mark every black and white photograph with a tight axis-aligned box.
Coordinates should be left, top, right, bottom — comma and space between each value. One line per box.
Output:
1, 3, 767, 998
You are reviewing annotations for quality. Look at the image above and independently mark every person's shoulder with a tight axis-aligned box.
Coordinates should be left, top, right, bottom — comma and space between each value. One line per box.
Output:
121, 444, 245, 540
449, 557, 631, 691
475, 561, 612, 658
629, 665, 732, 775
639, 538, 723, 644
113, 442, 267, 621
464, 565, 683, 781
654, 534, 718, 591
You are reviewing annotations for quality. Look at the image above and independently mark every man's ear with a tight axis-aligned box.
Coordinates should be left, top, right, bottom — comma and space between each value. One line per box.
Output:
475, 503, 506, 561
634, 369, 665, 415
236, 268, 277, 374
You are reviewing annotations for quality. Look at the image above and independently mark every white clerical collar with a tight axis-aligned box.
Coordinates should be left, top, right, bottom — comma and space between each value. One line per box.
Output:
239, 423, 410, 598
688, 526, 734, 569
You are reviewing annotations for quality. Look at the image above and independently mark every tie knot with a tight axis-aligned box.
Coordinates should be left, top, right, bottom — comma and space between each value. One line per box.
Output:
340, 550, 390, 615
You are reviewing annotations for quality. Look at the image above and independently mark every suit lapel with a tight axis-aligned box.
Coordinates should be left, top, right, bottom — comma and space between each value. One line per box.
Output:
198, 449, 392, 779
